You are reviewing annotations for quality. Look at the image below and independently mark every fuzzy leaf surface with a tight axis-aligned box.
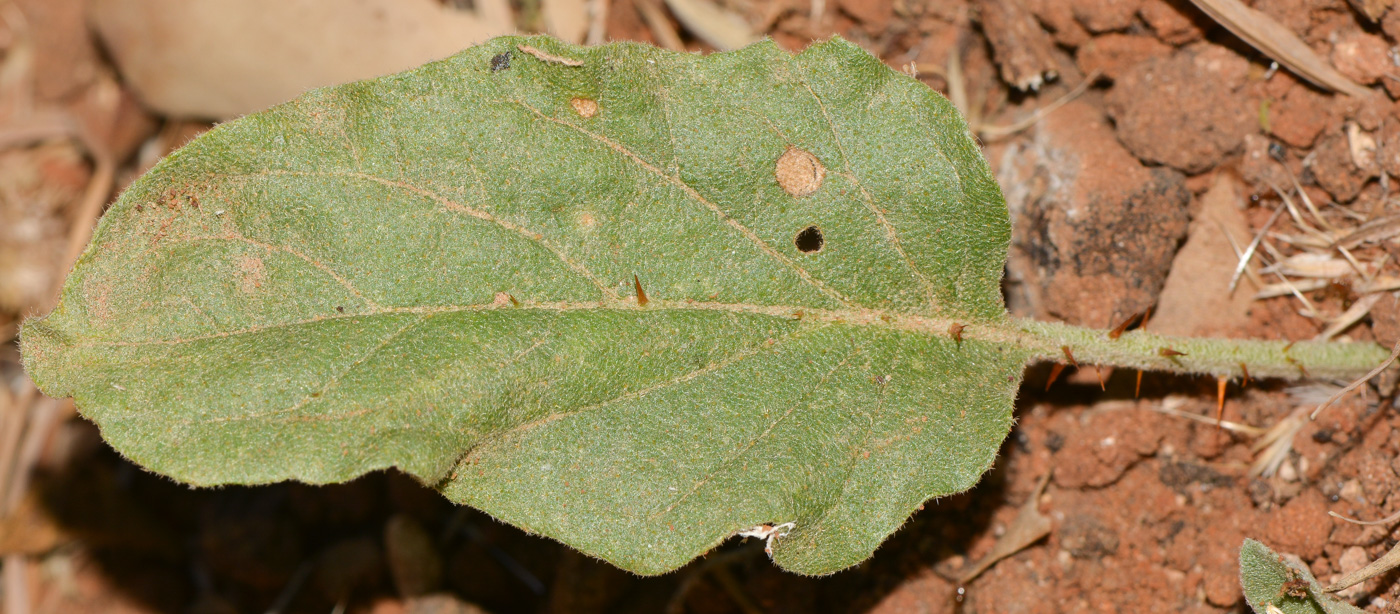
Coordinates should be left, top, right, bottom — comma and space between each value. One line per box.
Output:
22, 36, 1024, 574
1239, 539, 1364, 614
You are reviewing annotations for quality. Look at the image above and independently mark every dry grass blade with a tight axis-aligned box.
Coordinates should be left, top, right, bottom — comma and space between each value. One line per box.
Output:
978, 70, 1100, 140
1250, 405, 1307, 477
637, 0, 685, 51
542, 0, 589, 43
662, 0, 758, 51
1261, 253, 1354, 278
1186, 0, 1370, 97
956, 470, 1053, 584
1311, 339, 1400, 419
1315, 292, 1381, 341
1329, 507, 1400, 526
1324, 540, 1400, 593
1146, 397, 1265, 436
1253, 276, 1400, 299
1331, 214, 1400, 249
1229, 204, 1284, 292
586, 0, 609, 46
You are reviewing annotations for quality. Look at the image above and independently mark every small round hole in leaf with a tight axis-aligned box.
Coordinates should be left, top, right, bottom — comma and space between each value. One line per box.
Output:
795, 226, 823, 253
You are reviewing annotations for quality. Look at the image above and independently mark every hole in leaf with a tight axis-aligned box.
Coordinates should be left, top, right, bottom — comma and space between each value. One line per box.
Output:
795, 226, 823, 253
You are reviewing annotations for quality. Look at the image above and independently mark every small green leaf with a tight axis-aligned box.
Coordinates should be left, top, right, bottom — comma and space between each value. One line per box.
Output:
1240, 539, 1365, 614
23, 36, 1024, 574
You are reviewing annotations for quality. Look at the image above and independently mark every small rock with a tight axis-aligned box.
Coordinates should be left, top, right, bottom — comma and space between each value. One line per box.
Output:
1137, 0, 1208, 45
406, 593, 492, 614
1023, 0, 1091, 47
1240, 135, 1292, 189
1331, 31, 1392, 85
1105, 43, 1257, 173
1347, 0, 1391, 23
1309, 128, 1379, 202
1339, 479, 1367, 505
1270, 84, 1334, 148
1070, 0, 1141, 32
1333, 546, 1373, 600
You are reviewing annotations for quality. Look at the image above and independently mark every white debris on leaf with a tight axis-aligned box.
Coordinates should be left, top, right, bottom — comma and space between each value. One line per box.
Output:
738, 522, 795, 555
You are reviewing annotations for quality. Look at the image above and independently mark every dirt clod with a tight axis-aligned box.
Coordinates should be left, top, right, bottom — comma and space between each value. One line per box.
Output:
1310, 127, 1379, 201
1105, 43, 1257, 173
1331, 30, 1393, 85
1271, 84, 1335, 148
1265, 491, 1333, 560
1075, 34, 1171, 82
1001, 99, 1189, 327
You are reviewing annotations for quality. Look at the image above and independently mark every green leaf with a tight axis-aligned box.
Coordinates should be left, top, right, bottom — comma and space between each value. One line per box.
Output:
22, 36, 1025, 574
1239, 538, 1365, 614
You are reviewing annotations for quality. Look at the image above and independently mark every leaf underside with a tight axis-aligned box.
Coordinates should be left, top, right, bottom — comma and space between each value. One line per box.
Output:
22, 35, 1022, 575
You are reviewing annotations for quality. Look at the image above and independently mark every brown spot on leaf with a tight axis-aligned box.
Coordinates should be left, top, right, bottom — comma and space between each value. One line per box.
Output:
237, 256, 266, 293
570, 97, 598, 118
775, 147, 825, 197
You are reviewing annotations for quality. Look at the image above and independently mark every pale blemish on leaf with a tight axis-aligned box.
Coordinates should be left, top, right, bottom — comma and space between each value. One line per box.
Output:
774, 146, 825, 197
236, 255, 265, 294
570, 97, 599, 119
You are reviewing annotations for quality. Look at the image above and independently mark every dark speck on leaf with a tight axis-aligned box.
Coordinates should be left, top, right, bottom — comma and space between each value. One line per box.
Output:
490, 52, 511, 73
335, 306, 345, 313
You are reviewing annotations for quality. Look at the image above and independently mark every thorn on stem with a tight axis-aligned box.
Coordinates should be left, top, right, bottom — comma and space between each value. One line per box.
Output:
508, 294, 520, 307
1239, 363, 1251, 387
949, 323, 965, 346
634, 274, 648, 306
1286, 356, 1309, 377
1093, 366, 1105, 391
1045, 363, 1066, 391
1108, 309, 1149, 339
1215, 376, 1228, 430
1135, 370, 1143, 399
1060, 345, 1078, 367
1158, 347, 1187, 357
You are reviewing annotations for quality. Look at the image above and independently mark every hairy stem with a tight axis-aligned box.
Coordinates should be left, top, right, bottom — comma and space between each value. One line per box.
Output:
1014, 318, 1390, 381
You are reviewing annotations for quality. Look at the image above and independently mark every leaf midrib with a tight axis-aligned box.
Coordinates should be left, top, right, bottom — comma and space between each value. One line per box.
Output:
64, 299, 1012, 348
